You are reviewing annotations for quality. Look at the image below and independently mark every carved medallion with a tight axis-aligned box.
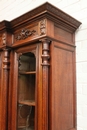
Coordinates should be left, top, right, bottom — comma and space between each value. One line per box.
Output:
15, 29, 36, 41
40, 19, 46, 35
2, 33, 6, 45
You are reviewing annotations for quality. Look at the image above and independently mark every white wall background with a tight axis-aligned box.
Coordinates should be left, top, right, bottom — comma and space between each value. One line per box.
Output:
0, 0, 87, 130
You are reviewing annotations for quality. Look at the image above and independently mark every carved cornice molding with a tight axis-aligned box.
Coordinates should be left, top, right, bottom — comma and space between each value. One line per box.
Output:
15, 29, 36, 41
0, 3, 81, 33
46, 4, 81, 27
11, 4, 46, 28
0, 2, 81, 30
0, 20, 11, 31
10, 2, 81, 30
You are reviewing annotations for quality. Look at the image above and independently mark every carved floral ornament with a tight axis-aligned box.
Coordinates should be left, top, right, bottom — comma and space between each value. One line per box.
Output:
15, 28, 36, 41
39, 19, 46, 35
2, 33, 6, 45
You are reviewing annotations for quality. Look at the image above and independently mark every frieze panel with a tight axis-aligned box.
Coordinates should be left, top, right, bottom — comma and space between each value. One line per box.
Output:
15, 28, 36, 41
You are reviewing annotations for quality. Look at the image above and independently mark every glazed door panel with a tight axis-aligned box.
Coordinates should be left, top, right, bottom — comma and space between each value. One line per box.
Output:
11, 44, 39, 130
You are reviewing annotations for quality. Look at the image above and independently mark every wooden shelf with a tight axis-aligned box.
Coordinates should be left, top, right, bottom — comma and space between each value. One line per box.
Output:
18, 126, 34, 130
18, 126, 25, 129
19, 71, 36, 75
19, 100, 35, 106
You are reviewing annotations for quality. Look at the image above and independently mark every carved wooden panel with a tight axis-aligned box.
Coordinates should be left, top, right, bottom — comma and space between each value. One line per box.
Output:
15, 29, 36, 41
51, 42, 75, 130
14, 25, 38, 44
54, 25, 74, 44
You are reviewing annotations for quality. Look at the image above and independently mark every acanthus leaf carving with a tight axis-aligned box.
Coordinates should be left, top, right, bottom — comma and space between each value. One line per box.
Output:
15, 28, 36, 41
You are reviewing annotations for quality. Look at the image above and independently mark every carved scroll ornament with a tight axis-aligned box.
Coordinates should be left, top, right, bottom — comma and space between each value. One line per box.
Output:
15, 29, 36, 40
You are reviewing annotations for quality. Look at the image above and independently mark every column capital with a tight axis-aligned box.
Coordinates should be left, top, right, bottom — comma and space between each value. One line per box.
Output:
40, 38, 51, 66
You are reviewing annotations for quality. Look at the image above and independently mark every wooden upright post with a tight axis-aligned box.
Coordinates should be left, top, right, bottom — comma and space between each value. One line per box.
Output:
1, 48, 10, 130
41, 39, 50, 130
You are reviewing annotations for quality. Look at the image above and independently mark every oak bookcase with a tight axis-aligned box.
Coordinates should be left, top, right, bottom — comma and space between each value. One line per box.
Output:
0, 2, 81, 130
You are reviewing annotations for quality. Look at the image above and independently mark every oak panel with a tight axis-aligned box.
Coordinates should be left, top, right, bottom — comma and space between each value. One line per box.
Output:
54, 25, 74, 44
51, 43, 75, 130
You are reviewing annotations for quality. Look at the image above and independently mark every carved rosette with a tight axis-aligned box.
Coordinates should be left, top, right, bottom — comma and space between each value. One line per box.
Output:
41, 39, 50, 66
2, 33, 7, 45
39, 19, 46, 35
15, 28, 36, 40
3, 49, 10, 70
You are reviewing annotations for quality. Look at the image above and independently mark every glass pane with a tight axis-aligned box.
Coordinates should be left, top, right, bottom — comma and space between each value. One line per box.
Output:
17, 52, 36, 130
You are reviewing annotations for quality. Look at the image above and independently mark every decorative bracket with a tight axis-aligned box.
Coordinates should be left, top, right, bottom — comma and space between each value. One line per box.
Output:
15, 28, 36, 40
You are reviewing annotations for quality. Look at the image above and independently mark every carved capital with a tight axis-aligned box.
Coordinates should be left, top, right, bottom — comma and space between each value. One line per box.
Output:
3, 48, 10, 70
41, 39, 50, 66
15, 28, 36, 41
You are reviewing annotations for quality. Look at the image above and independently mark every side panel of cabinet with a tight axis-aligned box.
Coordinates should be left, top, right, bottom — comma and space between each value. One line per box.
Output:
49, 41, 76, 130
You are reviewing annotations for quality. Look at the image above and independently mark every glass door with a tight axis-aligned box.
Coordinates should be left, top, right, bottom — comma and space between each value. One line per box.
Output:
17, 52, 36, 130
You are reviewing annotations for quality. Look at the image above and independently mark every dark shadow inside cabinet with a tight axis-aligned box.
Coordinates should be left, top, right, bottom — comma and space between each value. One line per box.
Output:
17, 52, 36, 130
